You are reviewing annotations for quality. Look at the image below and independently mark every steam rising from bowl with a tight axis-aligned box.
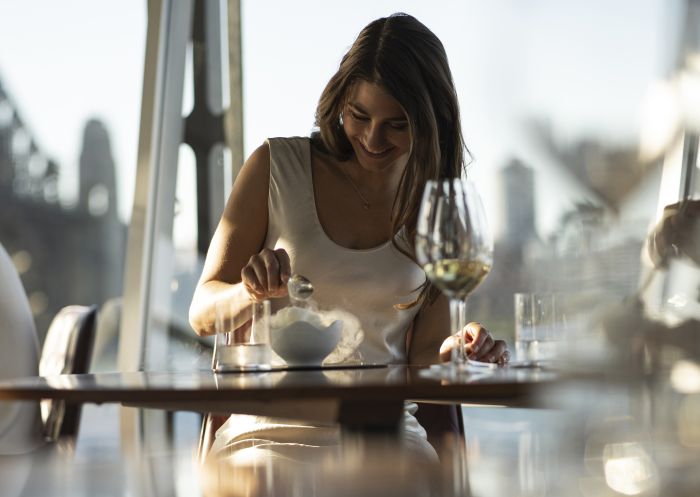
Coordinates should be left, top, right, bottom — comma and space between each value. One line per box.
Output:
269, 306, 364, 365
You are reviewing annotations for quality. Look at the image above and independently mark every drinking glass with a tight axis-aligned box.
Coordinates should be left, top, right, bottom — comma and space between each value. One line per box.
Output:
416, 178, 494, 369
213, 299, 272, 372
514, 293, 558, 365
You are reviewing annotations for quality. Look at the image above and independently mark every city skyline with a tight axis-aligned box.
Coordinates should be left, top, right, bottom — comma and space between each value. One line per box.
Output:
0, 0, 680, 243
0, 86, 126, 336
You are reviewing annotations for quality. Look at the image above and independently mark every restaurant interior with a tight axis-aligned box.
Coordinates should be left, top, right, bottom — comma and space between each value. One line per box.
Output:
1, 0, 700, 496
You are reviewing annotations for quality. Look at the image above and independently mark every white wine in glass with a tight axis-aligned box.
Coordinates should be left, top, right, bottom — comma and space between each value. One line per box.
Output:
416, 178, 494, 368
422, 259, 491, 299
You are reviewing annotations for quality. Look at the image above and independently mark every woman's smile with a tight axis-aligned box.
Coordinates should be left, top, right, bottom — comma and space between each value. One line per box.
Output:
357, 141, 395, 159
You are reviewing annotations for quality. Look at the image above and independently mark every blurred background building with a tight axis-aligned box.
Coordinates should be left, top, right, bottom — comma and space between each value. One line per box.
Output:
468, 132, 659, 339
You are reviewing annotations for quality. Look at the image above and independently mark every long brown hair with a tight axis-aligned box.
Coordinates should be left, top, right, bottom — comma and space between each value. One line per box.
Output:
311, 13, 469, 306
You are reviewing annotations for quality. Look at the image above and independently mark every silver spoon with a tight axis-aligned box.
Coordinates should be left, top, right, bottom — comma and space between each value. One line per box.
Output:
287, 274, 314, 303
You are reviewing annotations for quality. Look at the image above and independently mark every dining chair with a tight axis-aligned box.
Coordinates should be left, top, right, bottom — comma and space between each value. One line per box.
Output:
39, 304, 97, 441
414, 401, 465, 457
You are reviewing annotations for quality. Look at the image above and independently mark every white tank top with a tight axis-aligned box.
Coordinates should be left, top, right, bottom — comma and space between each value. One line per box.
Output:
264, 137, 425, 364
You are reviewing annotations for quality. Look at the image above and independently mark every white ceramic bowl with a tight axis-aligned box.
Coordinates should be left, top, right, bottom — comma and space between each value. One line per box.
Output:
270, 319, 342, 366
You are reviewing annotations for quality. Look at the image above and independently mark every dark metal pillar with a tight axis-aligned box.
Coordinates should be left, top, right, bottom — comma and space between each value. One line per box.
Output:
185, 1, 224, 255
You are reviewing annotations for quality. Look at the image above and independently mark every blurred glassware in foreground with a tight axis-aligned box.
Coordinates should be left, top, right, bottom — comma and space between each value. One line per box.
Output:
201, 431, 468, 497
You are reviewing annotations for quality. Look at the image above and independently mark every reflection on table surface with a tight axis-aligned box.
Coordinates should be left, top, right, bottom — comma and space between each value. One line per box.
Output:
0, 366, 556, 439
201, 421, 461, 497
0, 365, 553, 405
5, 404, 467, 497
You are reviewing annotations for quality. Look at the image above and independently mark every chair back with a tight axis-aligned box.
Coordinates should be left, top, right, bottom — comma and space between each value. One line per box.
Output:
414, 402, 465, 457
39, 305, 97, 440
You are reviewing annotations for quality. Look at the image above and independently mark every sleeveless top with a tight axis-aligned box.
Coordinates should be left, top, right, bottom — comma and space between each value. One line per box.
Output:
264, 137, 425, 364
212, 138, 436, 462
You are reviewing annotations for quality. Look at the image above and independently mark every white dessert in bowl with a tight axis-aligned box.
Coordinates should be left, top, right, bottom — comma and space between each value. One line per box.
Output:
269, 306, 343, 366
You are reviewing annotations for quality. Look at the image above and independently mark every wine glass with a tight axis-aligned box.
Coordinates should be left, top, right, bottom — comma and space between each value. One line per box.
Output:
415, 178, 494, 369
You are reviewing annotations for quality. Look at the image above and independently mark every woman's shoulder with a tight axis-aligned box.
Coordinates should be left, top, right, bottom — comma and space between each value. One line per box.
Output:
266, 136, 310, 150
265, 137, 314, 172
244, 136, 309, 170
239, 141, 271, 179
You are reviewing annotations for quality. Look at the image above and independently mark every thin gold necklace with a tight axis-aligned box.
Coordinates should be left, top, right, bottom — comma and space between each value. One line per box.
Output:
338, 165, 371, 210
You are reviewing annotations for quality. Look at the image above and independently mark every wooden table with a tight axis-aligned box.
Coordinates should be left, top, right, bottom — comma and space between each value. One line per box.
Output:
0, 365, 555, 432
0, 367, 568, 497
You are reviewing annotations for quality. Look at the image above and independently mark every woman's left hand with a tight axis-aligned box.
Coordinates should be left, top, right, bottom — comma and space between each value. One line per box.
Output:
439, 322, 509, 365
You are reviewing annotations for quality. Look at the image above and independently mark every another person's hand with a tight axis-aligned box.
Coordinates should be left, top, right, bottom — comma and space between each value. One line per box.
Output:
439, 322, 509, 365
648, 200, 700, 268
241, 248, 292, 301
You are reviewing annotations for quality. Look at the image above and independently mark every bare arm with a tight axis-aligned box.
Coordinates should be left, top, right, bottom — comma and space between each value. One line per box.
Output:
189, 143, 278, 336
407, 293, 509, 365
407, 294, 450, 365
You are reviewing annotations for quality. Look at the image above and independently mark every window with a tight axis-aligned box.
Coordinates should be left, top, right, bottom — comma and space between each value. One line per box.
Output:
0, 2, 145, 369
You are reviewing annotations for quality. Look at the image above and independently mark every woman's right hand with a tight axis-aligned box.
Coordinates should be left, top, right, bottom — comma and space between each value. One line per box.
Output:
648, 200, 700, 267
240, 248, 292, 301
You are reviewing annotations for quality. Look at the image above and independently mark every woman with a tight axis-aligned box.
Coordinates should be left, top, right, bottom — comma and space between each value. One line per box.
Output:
189, 13, 508, 367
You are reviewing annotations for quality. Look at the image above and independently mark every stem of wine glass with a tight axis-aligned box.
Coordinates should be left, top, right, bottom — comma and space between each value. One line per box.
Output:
459, 298, 468, 347
449, 297, 467, 367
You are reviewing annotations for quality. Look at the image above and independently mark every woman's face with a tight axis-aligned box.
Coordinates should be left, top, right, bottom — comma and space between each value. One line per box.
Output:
342, 80, 411, 173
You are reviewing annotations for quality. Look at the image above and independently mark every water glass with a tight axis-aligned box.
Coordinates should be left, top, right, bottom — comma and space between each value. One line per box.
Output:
514, 293, 559, 364
213, 299, 272, 372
